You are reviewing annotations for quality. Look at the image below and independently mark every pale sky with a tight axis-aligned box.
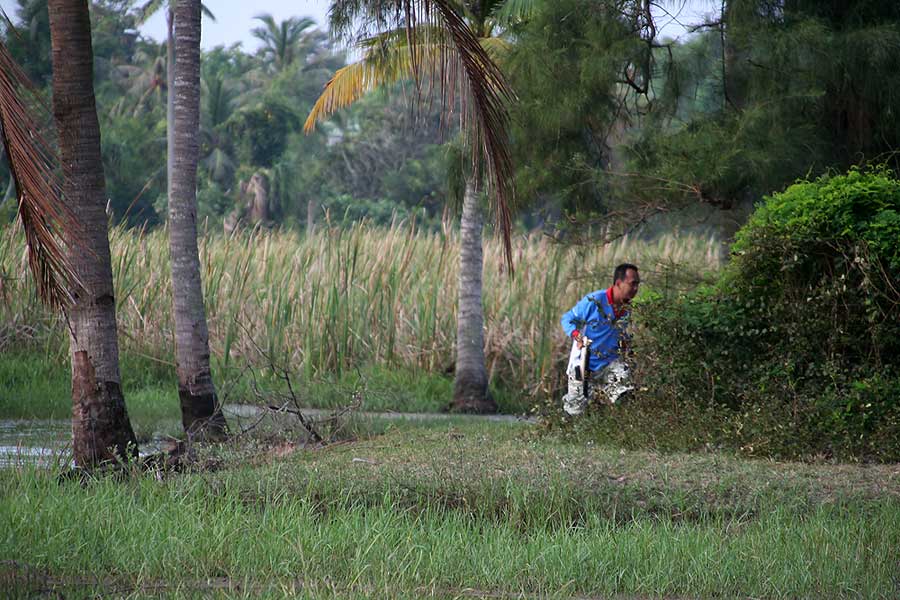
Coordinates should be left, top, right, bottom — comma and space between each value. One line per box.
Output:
0, 1, 714, 52
138, 0, 334, 51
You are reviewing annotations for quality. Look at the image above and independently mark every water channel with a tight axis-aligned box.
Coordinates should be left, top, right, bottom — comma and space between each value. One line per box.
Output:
0, 418, 74, 468
0, 419, 173, 468
0, 406, 533, 468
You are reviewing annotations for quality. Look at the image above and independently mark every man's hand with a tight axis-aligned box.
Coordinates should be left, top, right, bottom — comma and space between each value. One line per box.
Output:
572, 331, 591, 349
572, 330, 583, 349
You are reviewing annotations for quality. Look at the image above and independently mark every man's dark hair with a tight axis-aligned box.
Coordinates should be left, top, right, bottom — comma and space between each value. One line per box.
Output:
613, 263, 638, 283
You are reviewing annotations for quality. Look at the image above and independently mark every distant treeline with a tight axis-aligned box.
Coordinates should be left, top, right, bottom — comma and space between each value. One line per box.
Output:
2, 0, 899, 235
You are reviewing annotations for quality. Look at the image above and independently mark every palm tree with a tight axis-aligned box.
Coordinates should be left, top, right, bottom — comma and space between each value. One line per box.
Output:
169, 0, 227, 439
251, 13, 318, 73
305, 0, 526, 412
453, 176, 491, 411
46, 0, 138, 466
111, 42, 168, 117
198, 47, 263, 185
199, 70, 238, 183
135, 0, 214, 214
135, 0, 177, 208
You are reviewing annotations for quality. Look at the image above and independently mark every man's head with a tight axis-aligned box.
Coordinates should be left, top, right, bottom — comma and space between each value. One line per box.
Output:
611, 263, 640, 305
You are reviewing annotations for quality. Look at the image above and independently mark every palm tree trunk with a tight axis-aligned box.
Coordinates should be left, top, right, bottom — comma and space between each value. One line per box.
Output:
47, 0, 137, 467
170, 0, 227, 439
166, 7, 174, 198
247, 171, 269, 224
451, 179, 496, 413
306, 198, 316, 236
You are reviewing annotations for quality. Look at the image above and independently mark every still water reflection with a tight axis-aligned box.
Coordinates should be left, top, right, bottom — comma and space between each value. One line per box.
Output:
0, 419, 166, 467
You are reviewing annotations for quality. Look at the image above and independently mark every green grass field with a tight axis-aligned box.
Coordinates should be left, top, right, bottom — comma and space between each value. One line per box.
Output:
2, 422, 898, 599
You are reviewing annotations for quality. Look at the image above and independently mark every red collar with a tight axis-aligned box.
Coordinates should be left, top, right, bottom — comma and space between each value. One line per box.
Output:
606, 287, 625, 319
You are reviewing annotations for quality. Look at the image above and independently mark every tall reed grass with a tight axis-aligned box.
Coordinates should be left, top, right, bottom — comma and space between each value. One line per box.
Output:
0, 220, 723, 401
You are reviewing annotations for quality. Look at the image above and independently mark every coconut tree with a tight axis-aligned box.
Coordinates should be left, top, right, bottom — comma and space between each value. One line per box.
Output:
197, 63, 239, 184
135, 0, 214, 210
169, 0, 227, 438
45, 0, 137, 466
198, 46, 261, 186
111, 42, 168, 117
251, 13, 318, 73
306, 0, 527, 412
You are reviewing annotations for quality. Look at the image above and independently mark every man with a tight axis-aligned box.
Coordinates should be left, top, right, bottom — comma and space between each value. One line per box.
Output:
560, 263, 640, 415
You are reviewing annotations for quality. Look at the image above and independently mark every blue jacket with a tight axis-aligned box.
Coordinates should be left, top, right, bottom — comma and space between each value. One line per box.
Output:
560, 288, 630, 372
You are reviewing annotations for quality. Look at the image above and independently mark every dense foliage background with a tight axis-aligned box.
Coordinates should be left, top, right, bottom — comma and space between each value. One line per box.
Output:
0, 0, 452, 230
3, 0, 899, 234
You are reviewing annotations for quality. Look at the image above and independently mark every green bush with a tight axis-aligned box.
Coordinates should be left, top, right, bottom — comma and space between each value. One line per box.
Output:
622, 168, 900, 461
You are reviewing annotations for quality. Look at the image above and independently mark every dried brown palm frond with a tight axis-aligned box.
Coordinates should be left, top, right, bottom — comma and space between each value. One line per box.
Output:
321, 0, 516, 271
0, 40, 81, 309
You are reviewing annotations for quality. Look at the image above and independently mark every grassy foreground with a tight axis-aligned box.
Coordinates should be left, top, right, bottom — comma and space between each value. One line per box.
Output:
2, 421, 898, 599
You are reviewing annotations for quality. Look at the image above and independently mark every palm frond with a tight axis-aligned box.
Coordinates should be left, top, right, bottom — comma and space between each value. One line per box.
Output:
490, 0, 539, 28
200, 3, 216, 22
0, 41, 80, 309
136, 0, 166, 25
424, 0, 516, 269
322, 0, 517, 270
304, 63, 375, 132
304, 30, 443, 132
479, 35, 511, 63
291, 16, 318, 35
250, 13, 277, 44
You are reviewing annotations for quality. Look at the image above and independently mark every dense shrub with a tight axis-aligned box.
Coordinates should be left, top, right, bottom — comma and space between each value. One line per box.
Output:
614, 168, 900, 461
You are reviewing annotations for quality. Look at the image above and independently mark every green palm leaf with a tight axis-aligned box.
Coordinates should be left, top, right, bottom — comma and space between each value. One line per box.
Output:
252, 13, 318, 72
490, 0, 539, 28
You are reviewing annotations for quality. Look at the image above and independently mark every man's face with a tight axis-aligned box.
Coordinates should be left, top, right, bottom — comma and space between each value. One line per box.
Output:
615, 269, 640, 304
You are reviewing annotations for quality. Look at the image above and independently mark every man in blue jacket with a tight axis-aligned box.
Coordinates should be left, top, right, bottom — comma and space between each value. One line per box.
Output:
560, 263, 640, 415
